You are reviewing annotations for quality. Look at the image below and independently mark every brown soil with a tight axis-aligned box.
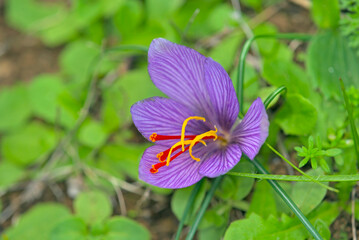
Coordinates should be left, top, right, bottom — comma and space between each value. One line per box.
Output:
0, 2, 61, 86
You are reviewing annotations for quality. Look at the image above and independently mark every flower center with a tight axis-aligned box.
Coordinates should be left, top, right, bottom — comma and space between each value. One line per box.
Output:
149, 116, 218, 173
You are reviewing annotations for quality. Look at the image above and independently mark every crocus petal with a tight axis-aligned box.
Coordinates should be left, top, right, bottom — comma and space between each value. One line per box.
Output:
131, 97, 207, 145
139, 145, 207, 189
231, 98, 269, 160
198, 144, 242, 178
204, 58, 239, 131
148, 38, 238, 130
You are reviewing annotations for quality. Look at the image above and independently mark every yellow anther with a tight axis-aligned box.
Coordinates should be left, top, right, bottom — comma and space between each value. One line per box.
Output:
166, 140, 206, 166
149, 133, 157, 142
180, 116, 206, 151
189, 126, 218, 161
156, 152, 164, 162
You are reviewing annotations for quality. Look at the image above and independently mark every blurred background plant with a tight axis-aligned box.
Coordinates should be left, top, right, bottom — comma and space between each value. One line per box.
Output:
0, 0, 358, 239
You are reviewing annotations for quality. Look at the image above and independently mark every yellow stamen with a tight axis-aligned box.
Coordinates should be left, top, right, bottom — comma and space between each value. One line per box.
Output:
180, 116, 206, 151
166, 139, 206, 166
149, 133, 157, 142
189, 126, 218, 161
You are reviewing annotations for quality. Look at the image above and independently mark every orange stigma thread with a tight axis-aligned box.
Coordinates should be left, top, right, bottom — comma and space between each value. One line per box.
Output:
149, 116, 218, 174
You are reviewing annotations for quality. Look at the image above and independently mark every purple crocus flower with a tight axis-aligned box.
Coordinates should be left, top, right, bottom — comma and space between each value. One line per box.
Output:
131, 38, 269, 189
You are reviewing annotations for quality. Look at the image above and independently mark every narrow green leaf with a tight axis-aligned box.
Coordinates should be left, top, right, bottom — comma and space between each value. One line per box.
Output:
324, 148, 342, 157
227, 172, 359, 182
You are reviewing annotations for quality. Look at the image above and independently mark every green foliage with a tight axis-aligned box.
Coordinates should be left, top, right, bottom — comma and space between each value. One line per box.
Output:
0, 84, 31, 132
246, 181, 277, 219
4, 204, 72, 240
2, 122, 57, 166
171, 181, 207, 224
275, 94, 318, 136
224, 202, 339, 240
290, 169, 328, 215
74, 191, 112, 226
340, 0, 359, 56
307, 30, 359, 99
3, 193, 150, 240
78, 121, 107, 148
295, 136, 341, 172
0, 162, 24, 189
311, 0, 340, 29
218, 160, 255, 201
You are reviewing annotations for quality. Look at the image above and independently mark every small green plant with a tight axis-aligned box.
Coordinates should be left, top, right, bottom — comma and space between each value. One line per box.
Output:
295, 136, 342, 172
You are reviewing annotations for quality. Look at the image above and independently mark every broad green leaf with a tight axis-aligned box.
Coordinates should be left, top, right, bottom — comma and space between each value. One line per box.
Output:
60, 40, 100, 84
311, 0, 340, 29
262, 59, 310, 97
307, 30, 359, 99
5, 203, 71, 240
253, 24, 279, 57
101, 86, 126, 133
100, 143, 148, 180
208, 31, 243, 71
246, 181, 277, 219
115, 67, 163, 121
113, 0, 143, 40
206, 3, 234, 34
0, 161, 24, 189
314, 219, 331, 240
2, 121, 57, 166
224, 213, 264, 240
0, 84, 31, 132
218, 160, 255, 201
172, 0, 226, 38
50, 217, 88, 240
56, 90, 81, 129
74, 191, 112, 225
225, 202, 339, 240
171, 181, 207, 224
28, 74, 65, 123
275, 94, 317, 135
291, 169, 328, 215
5, 0, 66, 33
78, 120, 108, 148
105, 217, 151, 240
241, 0, 263, 11
146, 0, 184, 20
198, 205, 230, 240
199, 205, 229, 229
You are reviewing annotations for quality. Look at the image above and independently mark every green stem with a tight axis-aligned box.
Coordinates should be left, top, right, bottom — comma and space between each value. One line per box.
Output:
251, 158, 323, 240
339, 78, 359, 164
185, 176, 224, 240
175, 179, 205, 240
263, 86, 287, 109
266, 143, 338, 192
227, 172, 359, 182
236, 33, 311, 111
238, 33, 322, 240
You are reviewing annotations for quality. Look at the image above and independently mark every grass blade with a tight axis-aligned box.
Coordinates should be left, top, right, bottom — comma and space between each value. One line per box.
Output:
339, 78, 359, 163
175, 179, 205, 240
227, 172, 359, 182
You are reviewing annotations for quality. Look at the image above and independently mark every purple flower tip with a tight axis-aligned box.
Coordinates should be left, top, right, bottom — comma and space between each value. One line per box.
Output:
131, 38, 269, 189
